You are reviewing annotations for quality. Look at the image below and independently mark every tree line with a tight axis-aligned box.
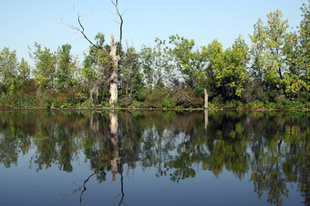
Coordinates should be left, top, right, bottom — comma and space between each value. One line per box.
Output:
1, 1, 310, 110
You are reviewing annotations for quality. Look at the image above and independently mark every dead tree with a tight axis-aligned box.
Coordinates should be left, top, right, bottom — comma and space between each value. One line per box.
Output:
204, 88, 208, 109
61, 0, 124, 107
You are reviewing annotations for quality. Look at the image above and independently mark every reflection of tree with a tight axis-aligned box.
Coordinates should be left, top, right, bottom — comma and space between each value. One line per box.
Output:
80, 110, 125, 205
65, 168, 104, 205
299, 126, 310, 205
31, 112, 82, 172
0, 111, 33, 167
249, 113, 310, 206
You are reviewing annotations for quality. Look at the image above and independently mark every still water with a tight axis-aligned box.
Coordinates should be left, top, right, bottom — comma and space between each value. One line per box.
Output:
0, 110, 309, 206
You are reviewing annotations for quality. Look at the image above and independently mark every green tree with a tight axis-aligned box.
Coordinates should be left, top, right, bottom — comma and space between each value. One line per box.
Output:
282, 31, 305, 98
203, 36, 249, 100
18, 58, 30, 85
0, 47, 19, 95
218, 36, 249, 98
29, 42, 57, 90
140, 38, 173, 89
168, 34, 207, 107
82, 32, 114, 104
55, 44, 76, 90
202, 39, 225, 99
139, 45, 154, 88
119, 46, 143, 105
249, 9, 290, 97
295, 0, 310, 94
168, 34, 206, 89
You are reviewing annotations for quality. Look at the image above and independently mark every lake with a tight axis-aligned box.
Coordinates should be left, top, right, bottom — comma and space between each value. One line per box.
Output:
0, 110, 309, 206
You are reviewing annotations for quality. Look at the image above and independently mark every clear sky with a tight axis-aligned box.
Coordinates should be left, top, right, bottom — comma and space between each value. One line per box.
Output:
0, 0, 304, 66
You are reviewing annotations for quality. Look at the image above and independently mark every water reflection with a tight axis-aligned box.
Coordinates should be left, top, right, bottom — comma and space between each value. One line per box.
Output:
0, 110, 309, 205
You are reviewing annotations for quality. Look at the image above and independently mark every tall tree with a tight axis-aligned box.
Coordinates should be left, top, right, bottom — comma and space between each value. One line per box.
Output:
202, 38, 225, 99
29, 42, 57, 90
203, 36, 249, 100
168, 34, 206, 89
82, 33, 112, 103
18, 58, 30, 85
119, 45, 143, 104
249, 9, 290, 97
168, 34, 207, 107
222, 35, 249, 98
298, 0, 310, 91
55, 44, 76, 90
0, 47, 19, 94
140, 38, 173, 89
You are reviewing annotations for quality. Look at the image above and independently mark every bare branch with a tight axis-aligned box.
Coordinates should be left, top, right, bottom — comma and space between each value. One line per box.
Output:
60, 5, 106, 51
113, 20, 121, 24
122, 8, 129, 16
111, 0, 124, 56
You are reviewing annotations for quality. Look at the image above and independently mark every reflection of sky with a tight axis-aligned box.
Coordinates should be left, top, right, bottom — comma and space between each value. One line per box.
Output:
1, 153, 303, 206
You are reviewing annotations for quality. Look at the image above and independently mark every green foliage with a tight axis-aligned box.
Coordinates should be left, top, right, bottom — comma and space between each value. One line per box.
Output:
169, 34, 206, 89
288, 101, 304, 110
35, 89, 53, 108
274, 95, 290, 109
29, 42, 57, 90
140, 38, 173, 89
119, 46, 143, 101
249, 9, 291, 97
224, 100, 242, 109
202, 36, 249, 100
55, 44, 77, 90
161, 98, 176, 109
101, 102, 110, 107
0, 47, 28, 95
210, 95, 224, 108
60, 103, 71, 109
248, 100, 265, 110
129, 100, 144, 109
266, 102, 276, 110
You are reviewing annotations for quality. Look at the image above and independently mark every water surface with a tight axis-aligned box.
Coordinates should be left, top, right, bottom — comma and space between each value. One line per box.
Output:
0, 110, 309, 206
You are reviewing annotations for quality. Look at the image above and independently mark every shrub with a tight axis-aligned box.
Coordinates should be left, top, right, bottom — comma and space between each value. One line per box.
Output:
161, 98, 176, 109
266, 102, 276, 110
61, 103, 71, 109
224, 101, 236, 109
129, 100, 144, 109
289, 101, 303, 110
211, 95, 224, 107
249, 100, 264, 110
295, 91, 310, 104
224, 100, 243, 109
274, 95, 290, 109
101, 101, 110, 107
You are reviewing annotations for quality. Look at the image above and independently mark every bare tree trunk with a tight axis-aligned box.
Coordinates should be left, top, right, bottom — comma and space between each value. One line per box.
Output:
109, 34, 120, 107
204, 88, 209, 109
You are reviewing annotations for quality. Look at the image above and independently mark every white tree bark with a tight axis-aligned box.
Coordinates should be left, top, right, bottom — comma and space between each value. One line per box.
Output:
204, 88, 209, 109
109, 34, 120, 107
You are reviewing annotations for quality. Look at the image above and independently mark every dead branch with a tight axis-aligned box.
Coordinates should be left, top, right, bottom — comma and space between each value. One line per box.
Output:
111, 0, 124, 56
59, 4, 106, 51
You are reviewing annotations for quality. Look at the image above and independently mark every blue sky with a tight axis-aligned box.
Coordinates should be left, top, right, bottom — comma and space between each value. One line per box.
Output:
0, 0, 304, 66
